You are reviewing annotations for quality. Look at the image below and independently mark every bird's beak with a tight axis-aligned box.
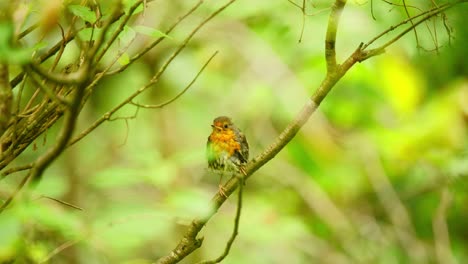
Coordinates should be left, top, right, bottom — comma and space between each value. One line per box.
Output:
211, 124, 222, 131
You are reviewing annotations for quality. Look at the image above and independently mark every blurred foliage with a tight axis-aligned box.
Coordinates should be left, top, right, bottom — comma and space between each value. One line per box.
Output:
1, 0, 467, 263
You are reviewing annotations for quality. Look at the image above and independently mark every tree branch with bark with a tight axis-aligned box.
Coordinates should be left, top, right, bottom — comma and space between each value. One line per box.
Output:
155, 0, 467, 263
0, 0, 236, 211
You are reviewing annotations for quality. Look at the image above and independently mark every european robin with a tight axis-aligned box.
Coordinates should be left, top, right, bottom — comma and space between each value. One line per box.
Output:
206, 116, 249, 195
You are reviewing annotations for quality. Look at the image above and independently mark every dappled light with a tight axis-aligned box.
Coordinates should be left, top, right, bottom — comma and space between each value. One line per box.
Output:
0, 0, 467, 263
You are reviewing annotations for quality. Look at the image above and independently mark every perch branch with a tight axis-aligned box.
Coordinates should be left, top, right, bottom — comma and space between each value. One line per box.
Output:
155, 0, 465, 263
156, 1, 349, 263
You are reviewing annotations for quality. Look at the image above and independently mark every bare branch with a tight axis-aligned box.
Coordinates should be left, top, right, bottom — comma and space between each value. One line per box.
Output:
155, 1, 467, 262
360, 1, 465, 60
197, 176, 244, 264
0, 60, 90, 212
40, 239, 82, 264
93, 1, 142, 63
401, 0, 420, 48
36, 195, 83, 211
69, 0, 229, 148
130, 50, 218, 109
9, 10, 127, 89
0, 163, 32, 180
325, 0, 346, 73
25, 68, 70, 106
105, 0, 204, 76
28, 62, 87, 85
17, 23, 39, 40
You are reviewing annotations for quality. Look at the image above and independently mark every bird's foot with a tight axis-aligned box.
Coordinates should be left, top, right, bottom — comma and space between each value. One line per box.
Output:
218, 184, 228, 198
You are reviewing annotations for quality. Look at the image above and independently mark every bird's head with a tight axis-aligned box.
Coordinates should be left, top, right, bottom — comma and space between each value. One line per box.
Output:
211, 116, 233, 132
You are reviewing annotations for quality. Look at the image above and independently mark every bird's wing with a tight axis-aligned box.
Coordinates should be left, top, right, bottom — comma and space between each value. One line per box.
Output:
235, 131, 249, 163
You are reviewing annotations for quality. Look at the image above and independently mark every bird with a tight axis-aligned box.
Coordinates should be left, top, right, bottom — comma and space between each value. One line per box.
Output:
206, 116, 249, 196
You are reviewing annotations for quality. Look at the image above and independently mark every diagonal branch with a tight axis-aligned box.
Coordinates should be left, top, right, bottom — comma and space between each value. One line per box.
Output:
155, 0, 466, 263
68, 0, 234, 148
93, 0, 144, 64
156, 1, 349, 263
129, 51, 218, 109
0, 62, 90, 212
401, 0, 420, 48
105, 0, 204, 76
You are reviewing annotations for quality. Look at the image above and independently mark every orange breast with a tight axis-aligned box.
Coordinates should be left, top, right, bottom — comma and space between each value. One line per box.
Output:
209, 130, 240, 155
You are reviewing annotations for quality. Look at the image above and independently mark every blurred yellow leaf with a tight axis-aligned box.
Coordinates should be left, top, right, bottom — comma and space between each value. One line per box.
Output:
378, 55, 425, 117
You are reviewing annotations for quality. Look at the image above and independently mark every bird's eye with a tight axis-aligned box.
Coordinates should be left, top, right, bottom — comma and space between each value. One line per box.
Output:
223, 124, 229, 129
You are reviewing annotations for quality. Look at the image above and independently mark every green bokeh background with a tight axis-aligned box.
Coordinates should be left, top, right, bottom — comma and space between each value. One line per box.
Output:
0, 0, 467, 263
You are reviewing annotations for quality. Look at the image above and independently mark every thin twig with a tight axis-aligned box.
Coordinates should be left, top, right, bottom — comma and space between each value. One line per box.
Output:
197, 176, 244, 264
0, 61, 90, 212
25, 68, 70, 106
288, 0, 306, 43
130, 50, 218, 109
401, 0, 420, 49
155, 1, 465, 262
69, 2, 226, 147
362, 1, 461, 52
87, 4, 125, 63
9, 10, 126, 89
93, 0, 144, 63
156, 1, 348, 263
106, 0, 204, 76
40, 239, 82, 264
1, 163, 33, 180
0, 172, 30, 212
28, 62, 86, 85
36, 195, 83, 211
17, 23, 40, 40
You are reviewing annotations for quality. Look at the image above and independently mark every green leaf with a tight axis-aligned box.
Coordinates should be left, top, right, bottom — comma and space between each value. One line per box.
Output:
68, 5, 97, 23
118, 52, 130, 66
118, 26, 136, 45
77, 27, 102, 41
0, 22, 48, 64
123, 0, 144, 15
134, 25, 171, 39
